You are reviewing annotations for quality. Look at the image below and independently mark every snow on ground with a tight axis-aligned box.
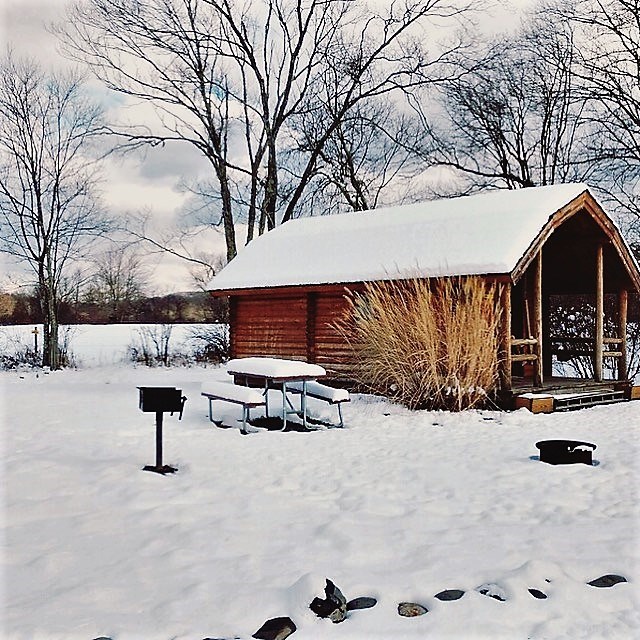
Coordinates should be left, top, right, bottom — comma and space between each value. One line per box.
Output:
0, 324, 218, 368
1, 327, 639, 639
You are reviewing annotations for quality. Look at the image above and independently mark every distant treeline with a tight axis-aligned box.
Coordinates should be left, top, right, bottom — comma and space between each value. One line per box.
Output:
0, 291, 228, 325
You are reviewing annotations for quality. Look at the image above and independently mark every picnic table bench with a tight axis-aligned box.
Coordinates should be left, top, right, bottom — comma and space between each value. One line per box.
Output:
286, 381, 350, 427
201, 381, 266, 434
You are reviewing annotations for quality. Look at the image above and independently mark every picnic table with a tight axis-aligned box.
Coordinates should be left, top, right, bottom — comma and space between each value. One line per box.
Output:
226, 357, 326, 430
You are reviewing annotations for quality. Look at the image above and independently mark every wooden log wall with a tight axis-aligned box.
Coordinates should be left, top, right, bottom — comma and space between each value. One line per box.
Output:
232, 295, 309, 361
313, 291, 354, 379
230, 288, 357, 378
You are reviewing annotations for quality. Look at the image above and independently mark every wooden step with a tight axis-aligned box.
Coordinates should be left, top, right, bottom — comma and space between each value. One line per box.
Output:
553, 390, 627, 412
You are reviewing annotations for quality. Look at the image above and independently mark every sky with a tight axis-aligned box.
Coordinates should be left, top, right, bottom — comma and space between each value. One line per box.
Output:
0, 0, 226, 294
0, 0, 533, 295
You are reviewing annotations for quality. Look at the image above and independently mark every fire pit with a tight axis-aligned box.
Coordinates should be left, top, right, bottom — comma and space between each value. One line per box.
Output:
535, 439, 596, 466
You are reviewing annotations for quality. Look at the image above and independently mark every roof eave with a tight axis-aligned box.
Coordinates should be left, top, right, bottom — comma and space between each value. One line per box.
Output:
510, 189, 640, 292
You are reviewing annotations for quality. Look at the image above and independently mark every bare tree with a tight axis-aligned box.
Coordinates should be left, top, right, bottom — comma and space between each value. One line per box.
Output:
59, 0, 472, 261
0, 53, 108, 369
420, 12, 592, 193
85, 245, 149, 321
548, 0, 640, 223
290, 99, 423, 214
59, 0, 238, 261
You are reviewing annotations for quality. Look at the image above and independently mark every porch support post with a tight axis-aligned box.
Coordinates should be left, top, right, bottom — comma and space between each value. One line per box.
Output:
594, 243, 604, 382
533, 250, 543, 386
618, 289, 628, 381
499, 282, 512, 391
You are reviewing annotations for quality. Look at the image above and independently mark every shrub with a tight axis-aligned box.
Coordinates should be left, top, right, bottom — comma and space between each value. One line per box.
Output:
336, 277, 503, 411
0, 334, 39, 370
187, 324, 230, 364
129, 324, 174, 366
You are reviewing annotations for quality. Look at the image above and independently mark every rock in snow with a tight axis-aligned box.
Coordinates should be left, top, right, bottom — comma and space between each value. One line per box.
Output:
476, 583, 507, 602
397, 602, 429, 617
346, 597, 378, 611
528, 588, 548, 599
587, 574, 628, 588
434, 589, 465, 601
251, 617, 297, 640
309, 579, 348, 623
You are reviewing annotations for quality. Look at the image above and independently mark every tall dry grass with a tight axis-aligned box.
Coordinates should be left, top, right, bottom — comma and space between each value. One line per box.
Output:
336, 277, 503, 411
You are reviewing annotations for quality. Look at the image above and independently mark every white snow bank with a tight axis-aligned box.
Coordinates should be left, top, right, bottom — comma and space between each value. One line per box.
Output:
0, 323, 225, 368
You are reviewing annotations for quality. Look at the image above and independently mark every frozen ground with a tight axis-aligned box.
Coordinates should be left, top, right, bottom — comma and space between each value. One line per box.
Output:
1, 326, 639, 639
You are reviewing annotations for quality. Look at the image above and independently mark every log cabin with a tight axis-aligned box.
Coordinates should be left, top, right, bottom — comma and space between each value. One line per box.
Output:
208, 184, 640, 409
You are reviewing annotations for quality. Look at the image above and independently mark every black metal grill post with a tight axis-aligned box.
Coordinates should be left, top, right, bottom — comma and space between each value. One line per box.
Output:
138, 387, 185, 475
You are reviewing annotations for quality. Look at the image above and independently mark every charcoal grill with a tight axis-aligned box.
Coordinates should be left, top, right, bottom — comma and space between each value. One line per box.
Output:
138, 386, 187, 474
535, 439, 596, 466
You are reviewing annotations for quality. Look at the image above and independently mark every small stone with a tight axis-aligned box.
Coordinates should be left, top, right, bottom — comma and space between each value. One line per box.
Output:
528, 588, 548, 599
434, 589, 465, 601
476, 583, 507, 602
347, 596, 377, 610
398, 602, 428, 617
587, 574, 628, 588
309, 579, 348, 623
252, 616, 297, 640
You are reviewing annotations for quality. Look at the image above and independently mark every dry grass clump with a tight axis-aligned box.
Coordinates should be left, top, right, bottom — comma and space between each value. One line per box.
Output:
337, 277, 503, 411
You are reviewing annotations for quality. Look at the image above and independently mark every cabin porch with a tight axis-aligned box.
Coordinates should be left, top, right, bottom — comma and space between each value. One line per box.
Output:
498, 202, 638, 411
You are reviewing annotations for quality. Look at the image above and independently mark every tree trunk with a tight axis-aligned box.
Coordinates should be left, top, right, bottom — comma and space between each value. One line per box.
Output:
40, 277, 60, 369
218, 165, 237, 263
259, 143, 278, 235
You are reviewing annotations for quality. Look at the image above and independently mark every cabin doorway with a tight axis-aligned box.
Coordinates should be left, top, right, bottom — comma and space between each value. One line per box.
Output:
508, 209, 631, 392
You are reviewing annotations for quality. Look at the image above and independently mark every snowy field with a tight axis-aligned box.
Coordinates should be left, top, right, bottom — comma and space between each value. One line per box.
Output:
1, 325, 639, 639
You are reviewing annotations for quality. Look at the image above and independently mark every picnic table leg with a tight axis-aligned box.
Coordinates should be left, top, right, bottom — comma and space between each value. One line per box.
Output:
241, 405, 248, 434
301, 380, 308, 430
264, 381, 270, 418
281, 383, 287, 430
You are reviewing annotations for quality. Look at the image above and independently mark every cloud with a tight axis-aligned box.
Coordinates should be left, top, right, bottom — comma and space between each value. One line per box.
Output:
136, 141, 210, 182
1, 0, 67, 61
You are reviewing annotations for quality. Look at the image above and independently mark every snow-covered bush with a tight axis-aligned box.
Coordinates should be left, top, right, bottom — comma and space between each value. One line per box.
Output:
550, 294, 640, 382
0, 326, 76, 370
128, 323, 230, 367
0, 331, 39, 370
186, 324, 229, 364
128, 324, 174, 366
338, 277, 502, 410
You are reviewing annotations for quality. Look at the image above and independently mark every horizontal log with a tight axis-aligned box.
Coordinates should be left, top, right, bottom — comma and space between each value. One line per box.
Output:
603, 351, 623, 357
234, 347, 306, 356
511, 338, 538, 347
237, 306, 307, 315
512, 353, 538, 362
239, 331, 306, 339
236, 309, 307, 322
235, 337, 307, 344
238, 323, 306, 332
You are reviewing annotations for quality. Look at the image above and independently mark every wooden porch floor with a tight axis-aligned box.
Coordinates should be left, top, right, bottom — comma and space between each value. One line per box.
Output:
510, 376, 627, 395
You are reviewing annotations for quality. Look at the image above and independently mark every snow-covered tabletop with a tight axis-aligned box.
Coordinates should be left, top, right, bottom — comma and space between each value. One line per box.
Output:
226, 357, 326, 380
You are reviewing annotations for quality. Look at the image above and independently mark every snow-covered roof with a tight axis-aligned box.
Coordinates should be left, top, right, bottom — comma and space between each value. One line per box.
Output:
208, 183, 593, 291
